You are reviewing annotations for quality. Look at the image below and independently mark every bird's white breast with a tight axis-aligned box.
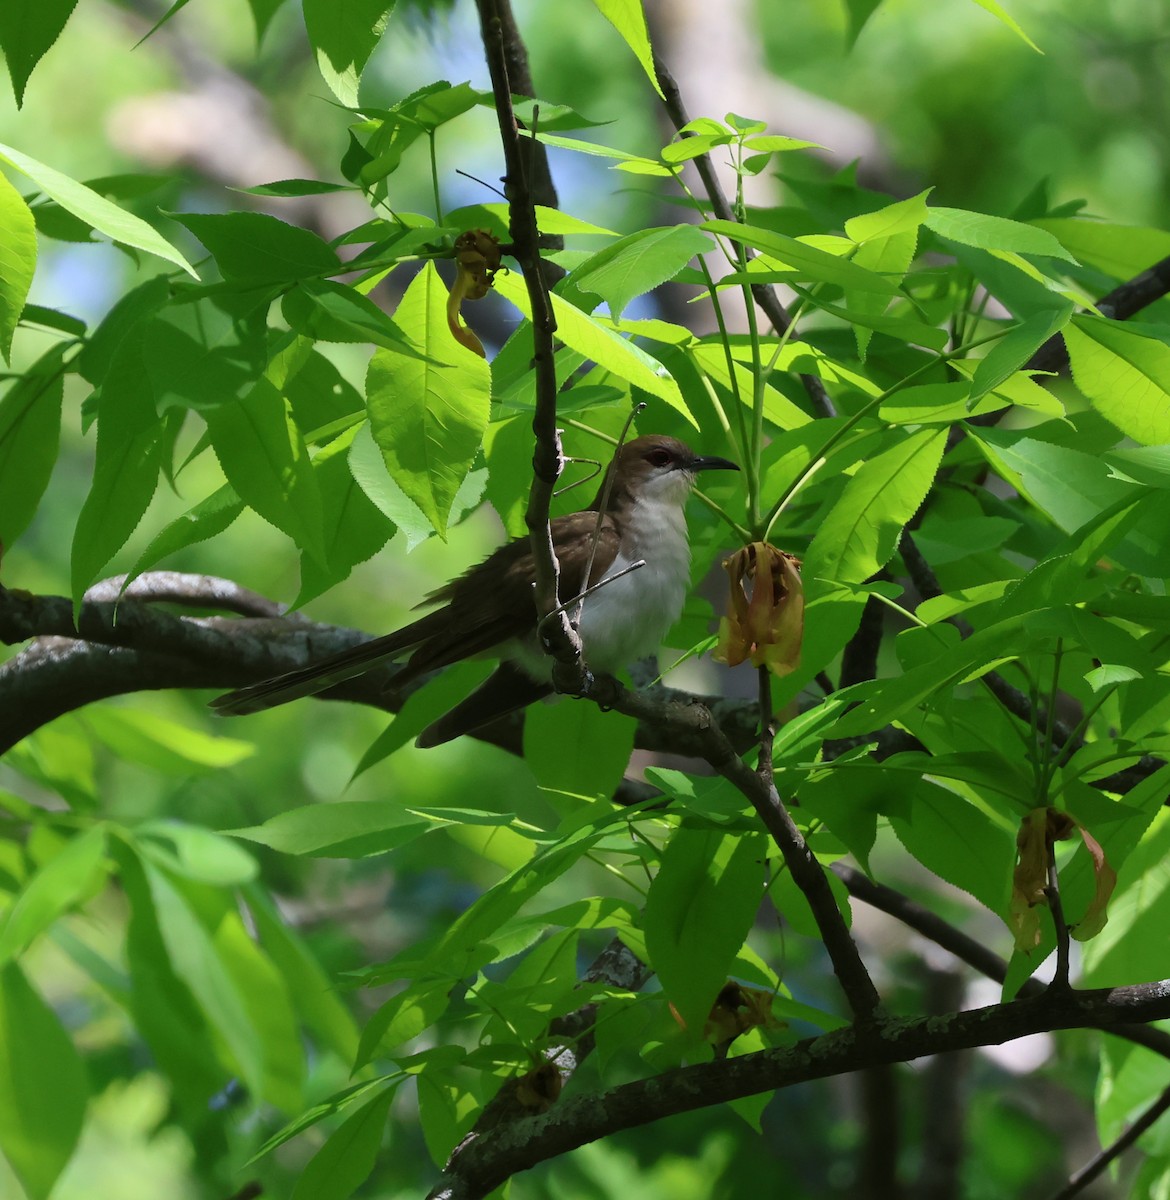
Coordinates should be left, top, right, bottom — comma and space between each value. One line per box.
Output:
576, 494, 692, 673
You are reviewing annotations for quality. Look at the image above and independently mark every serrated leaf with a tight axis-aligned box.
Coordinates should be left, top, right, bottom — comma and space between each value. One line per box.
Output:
283, 279, 423, 356
968, 304, 1071, 401
0, 963, 87, 1199
494, 269, 694, 424
643, 826, 765, 1034
803, 427, 946, 586
1064, 316, 1170, 446
124, 483, 244, 584
303, 0, 396, 106
569, 225, 712, 321
204, 377, 326, 562
590, 0, 663, 98
296, 425, 394, 607
0, 346, 63, 549
0, 169, 36, 360
704, 219, 900, 294
366, 261, 490, 538
0, 141, 195, 275
70, 330, 165, 607
173, 210, 340, 283
0, 0, 78, 107
924, 207, 1072, 260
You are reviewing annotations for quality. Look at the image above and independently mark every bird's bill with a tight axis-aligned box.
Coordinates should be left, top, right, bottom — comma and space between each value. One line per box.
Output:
691, 453, 740, 473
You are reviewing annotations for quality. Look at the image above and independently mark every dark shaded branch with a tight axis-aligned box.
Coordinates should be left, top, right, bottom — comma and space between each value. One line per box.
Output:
430, 981, 1170, 1200
914, 966, 967, 1200
0, 576, 758, 756
475, 0, 579, 679
1027, 253, 1170, 378
652, 53, 835, 419
833, 862, 1170, 1059
859, 1063, 903, 1200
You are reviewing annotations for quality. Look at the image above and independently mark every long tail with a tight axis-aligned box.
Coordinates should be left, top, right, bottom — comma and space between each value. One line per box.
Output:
210, 614, 443, 716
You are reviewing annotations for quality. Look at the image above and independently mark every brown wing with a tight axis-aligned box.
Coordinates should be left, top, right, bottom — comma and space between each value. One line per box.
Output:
403, 510, 621, 675
211, 510, 620, 714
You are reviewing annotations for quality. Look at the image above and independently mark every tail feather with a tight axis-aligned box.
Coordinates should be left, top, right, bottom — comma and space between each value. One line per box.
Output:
211, 616, 442, 716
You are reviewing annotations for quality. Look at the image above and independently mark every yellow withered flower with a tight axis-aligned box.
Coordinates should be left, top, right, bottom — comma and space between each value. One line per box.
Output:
714, 542, 803, 677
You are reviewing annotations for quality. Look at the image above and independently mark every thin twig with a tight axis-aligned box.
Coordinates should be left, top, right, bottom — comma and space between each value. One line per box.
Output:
1049, 1084, 1170, 1200
652, 53, 835, 419
475, 0, 579, 678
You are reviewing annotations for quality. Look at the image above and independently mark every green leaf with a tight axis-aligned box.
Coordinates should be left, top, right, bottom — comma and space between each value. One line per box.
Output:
136, 822, 258, 886
890, 781, 1016, 914
0, 168, 36, 360
804, 427, 946, 586
204, 377, 327, 563
0, 346, 63, 549
968, 305, 1072, 401
1064, 316, 1170, 445
968, 0, 1040, 52
969, 427, 1134, 534
590, 0, 664, 98
303, 0, 395, 106
704, 219, 901, 293
0, 0, 78, 107
523, 702, 637, 803
239, 178, 354, 197
81, 707, 254, 774
141, 861, 269, 1101
494, 269, 695, 425
139, 296, 268, 412
365, 261, 490, 538
0, 141, 195, 275
568, 225, 712, 321
842, 0, 884, 46
0, 826, 106, 964
124, 483, 245, 584
290, 1083, 395, 1200
1031, 218, 1170, 280
924, 207, 1072, 260
245, 885, 362, 1064
283, 279, 423, 356
245, 0, 286, 42
70, 331, 165, 606
644, 826, 765, 1035
231, 800, 466, 858
348, 421, 486, 551
0, 963, 87, 1199
173, 211, 340, 283
844, 190, 930, 244
296, 425, 394, 606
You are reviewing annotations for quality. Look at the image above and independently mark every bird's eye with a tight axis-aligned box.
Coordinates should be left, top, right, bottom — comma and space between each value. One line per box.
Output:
645, 448, 673, 468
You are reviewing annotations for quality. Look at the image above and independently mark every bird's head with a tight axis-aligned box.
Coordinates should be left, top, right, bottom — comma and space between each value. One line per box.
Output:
594, 435, 740, 510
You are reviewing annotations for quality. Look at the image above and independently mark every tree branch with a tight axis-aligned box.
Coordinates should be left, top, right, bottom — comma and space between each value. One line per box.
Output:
430, 981, 1170, 1199
475, 0, 580, 683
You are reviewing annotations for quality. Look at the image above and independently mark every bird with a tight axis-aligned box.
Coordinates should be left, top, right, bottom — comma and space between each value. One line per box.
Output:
211, 434, 739, 745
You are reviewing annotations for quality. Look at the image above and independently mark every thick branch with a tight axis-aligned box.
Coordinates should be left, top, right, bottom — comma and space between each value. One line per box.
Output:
430, 981, 1170, 1199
